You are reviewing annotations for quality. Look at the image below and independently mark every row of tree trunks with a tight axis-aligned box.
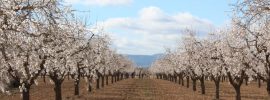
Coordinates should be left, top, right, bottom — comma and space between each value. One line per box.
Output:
157, 73, 208, 95
95, 73, 131, 90
47, 71, 133, 100
156, 72, 268, 100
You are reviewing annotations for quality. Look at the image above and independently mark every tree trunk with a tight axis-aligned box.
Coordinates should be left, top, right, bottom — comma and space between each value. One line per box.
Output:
234, 85, 241, 100
214, 79, 220, 99
227, 72, 243, 100
106, 75, 109, 85
117, 74, 120, 81
181, 77, 184, 86
54, 82, 62, 100
200, 77, 205, 94
111, 75, 114, 84
74, 80, 79, 95
121, 73, 123, 80
43, 74, 46, 83
174, 76, 177, 83
87, 82, 92, 93
178, 75, 181, 85
192, 79, 196, 91
187, 76, 189, 88
22, 85, 30, 100
96, 77, 100, 89
258, 78, 261, 88
267, 80, 270, 95
67, 73, 70, 80
114, 75, 117, 82
163, 74, 166, 80
245, 77, 248, 86
221, 76, 224, 82
101, 75, 104, 88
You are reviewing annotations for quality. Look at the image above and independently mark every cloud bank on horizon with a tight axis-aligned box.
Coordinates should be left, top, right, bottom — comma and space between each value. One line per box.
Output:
64, 0, 230, 55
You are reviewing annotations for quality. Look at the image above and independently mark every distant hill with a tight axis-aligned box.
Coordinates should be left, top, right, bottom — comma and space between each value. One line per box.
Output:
125, 54, 163, 68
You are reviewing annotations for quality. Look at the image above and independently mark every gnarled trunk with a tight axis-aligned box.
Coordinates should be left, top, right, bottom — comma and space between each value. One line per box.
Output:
234, 85, 241, 100
121, 73, 123, 80
199, 76, 205, 94
178, 75, 181, 85
227, 72, 243, 100
106, 75, 109, 85
215, 80, 220, 99
74, 80, 79, 95
181, 77, 184, 86
117, 74, 120, 81
258, 78, 261, 88
213, 76, 221, 100
186, 76, 189, 88
174, 76, 177, 83
22, 85, 30, 100
54, 81, 62, 100
245, 77, 248, 86
111, 75, 114, 84
114, 75, 117, 82
267, 79, 270, 95
43, 74, 46, 83
192, 78, 196, 91
101, 75, 104, 88
96, 76, 100, 89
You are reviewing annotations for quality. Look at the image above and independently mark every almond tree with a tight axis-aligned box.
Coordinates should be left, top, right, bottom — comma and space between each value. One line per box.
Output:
233, 0, 270, 96
174, 52, 187, 86
180, 30, 208, 93
82, 35, 113, 93
220, 27, 256, 100
204, 32, 227, 99
68, 30, 94, 96
0, 0, 70, 100
83, 36, 104, 93
44, 22, 88, 100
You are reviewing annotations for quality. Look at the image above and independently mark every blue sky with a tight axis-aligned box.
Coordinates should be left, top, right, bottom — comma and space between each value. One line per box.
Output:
65, 0, 233, 55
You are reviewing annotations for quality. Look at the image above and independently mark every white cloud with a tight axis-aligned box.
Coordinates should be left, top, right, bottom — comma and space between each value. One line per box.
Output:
100, 6, 215, 55
64, 0, 132, 6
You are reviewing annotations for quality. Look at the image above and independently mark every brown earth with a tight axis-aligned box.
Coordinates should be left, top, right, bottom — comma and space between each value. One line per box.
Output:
0, 78, 269, 100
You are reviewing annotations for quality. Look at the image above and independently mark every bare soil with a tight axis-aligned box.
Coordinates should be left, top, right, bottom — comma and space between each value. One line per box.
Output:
0, 78, 269, 100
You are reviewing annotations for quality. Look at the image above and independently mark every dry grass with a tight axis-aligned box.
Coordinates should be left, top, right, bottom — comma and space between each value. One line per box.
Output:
0, 78, 269, 100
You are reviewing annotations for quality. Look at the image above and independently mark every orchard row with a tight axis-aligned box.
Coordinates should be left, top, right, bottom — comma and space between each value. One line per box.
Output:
0, 0, 136, 100
149, 0, 270, 100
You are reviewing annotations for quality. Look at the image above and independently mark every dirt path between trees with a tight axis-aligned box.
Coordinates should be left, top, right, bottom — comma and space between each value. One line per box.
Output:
73, 79, 207, 100
71, 78, 269, 100
1, 78, 268, 100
